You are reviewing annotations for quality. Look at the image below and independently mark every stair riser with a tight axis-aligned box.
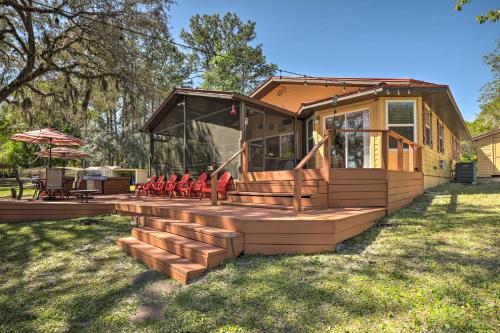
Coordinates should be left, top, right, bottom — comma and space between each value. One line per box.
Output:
144, 220, 243, 252
117, 240, 195, 284
131, 229, 226, 268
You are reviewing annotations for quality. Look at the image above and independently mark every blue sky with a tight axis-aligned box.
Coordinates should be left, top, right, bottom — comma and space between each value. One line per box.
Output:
168, 0, 498, 121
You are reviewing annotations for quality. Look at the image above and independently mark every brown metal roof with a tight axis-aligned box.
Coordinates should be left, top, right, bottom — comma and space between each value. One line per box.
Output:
250, 76, 441, 99
142, 87, 297, 131
471, 128, 500, 141
297, 84, 470, 141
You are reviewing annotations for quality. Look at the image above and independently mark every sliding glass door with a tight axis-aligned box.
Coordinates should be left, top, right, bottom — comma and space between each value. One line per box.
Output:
325, 110, 370, 168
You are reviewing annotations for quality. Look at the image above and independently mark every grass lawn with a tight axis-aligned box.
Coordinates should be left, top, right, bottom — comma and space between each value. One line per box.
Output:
0, 182, 499, 332
0, 186, 36, 199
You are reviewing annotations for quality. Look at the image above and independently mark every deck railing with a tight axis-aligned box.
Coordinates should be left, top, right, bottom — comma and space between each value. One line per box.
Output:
210, 142, 248, 205
293, 129, 422, 212
293, 130, 332, 213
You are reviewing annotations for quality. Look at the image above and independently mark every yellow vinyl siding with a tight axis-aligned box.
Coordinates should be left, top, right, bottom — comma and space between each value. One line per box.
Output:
420, 102, 455, 189
259, 83, 360, 112
473, 133, 500, 177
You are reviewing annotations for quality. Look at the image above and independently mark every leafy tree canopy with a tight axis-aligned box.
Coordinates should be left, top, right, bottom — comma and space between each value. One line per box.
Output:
455, 0, 499, 23
180, 13, 276, 94
467, 40, 500, 138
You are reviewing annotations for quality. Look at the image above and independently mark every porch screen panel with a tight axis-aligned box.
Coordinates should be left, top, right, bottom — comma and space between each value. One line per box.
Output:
262, 110, 296, 171
151, 100, 185, 175
184, 98, 241, 177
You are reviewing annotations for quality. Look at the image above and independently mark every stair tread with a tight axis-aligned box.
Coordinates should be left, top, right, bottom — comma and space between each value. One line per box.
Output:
221, 201, 294, 210
147, 218, 242, 238
229, 191, 311, 197
133, 227, 225, 255
117, 237, 206, 275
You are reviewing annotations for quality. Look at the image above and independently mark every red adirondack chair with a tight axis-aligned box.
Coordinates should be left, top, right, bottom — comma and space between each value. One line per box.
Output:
134, 176, 155, 196
179, 172, 207, 198
151, 175, 166, 196
162, 174, 178, 197
172, 173, 191, 197
200, 171, 231, 200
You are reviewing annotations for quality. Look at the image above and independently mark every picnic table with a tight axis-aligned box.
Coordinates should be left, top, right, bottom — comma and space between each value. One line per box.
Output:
70, 189, 100, 203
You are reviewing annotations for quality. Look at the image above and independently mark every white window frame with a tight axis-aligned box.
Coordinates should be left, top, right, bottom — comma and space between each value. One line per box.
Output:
437, 120, 444, 154
306, 116, 314, 153
424, 104, 432, 147
323, 108, 371, 168
385, 100, 417, 150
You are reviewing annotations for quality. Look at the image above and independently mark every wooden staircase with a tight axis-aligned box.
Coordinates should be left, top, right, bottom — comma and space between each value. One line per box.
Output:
223, 170, 328, 210
117, 217, 243, 284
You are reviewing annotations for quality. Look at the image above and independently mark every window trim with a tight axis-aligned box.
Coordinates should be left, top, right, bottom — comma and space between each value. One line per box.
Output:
323, 108, 371, 168
424, 104, 433, 147
385, 100, 417, 150
437, 120, 445, 154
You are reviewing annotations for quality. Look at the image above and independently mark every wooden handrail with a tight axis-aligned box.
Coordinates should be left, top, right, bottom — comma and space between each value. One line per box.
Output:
294, 130, 331, 213
210, 142, 248, 205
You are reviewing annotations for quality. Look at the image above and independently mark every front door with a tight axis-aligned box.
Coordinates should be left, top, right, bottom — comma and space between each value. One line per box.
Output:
245, 108, 265, 172
325, 110, 370, 168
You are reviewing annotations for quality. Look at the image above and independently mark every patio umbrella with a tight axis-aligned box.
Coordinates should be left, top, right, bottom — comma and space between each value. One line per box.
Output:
36, 147, 88, 173
10, 128, 85, 168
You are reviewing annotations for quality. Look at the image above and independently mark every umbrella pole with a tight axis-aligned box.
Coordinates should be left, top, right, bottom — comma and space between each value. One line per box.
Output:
48, 138, 52, 168
62, 153, 66, 174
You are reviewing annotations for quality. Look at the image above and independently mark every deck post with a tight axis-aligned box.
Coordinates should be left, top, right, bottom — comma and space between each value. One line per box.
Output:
241, 142, 249, 174
322, 130, 331, 183
149, 131, 154, 177
397, 138, 404, 171
381, 131, 389, 170
182, 96, 187, 171
408, 143, 415, 171
211, 174, 217, 205
293, 168, 302, 213
416, 147, 423, 172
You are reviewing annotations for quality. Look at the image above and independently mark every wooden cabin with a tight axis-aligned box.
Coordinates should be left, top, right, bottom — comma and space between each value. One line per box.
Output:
472, 128, 500, 177
113, 77, 471, 283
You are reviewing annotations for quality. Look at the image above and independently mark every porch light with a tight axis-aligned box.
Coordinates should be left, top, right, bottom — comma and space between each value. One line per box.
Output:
332, 96, 338, 106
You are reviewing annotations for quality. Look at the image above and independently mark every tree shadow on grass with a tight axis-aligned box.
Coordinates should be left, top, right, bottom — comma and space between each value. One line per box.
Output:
0, 215, 161, 332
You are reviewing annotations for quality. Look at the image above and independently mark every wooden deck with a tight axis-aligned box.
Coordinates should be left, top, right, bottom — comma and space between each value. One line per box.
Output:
0, 195, 385, 253
0, 194, 387, 283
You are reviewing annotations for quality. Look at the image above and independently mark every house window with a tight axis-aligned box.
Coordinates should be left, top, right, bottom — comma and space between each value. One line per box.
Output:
424, 106, 433, 147
325, 109, 370, 168
265, 133, 295, 170
386, 101, 416, 148
265, 133, 294, 159
306, 117, 314, 152
437, 121, 445, 154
